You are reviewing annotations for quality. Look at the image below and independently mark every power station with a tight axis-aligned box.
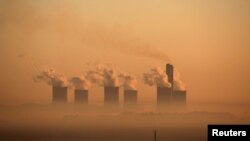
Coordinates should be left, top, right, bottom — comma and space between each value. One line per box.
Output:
157, 64, 187, 111
49, 63, 186, 111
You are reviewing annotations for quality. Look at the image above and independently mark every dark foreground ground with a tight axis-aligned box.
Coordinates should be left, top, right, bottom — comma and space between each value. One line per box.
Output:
0, 104, 249, 141
0, 127, 206, 141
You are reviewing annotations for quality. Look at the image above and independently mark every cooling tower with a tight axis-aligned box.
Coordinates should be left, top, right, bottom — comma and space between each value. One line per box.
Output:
75, 89, 88, 104
124, 90, 137, 108
157, 87, 171, 110
104, 86, 119, 106
52, 86, 67, 103
172, 90, 186, 108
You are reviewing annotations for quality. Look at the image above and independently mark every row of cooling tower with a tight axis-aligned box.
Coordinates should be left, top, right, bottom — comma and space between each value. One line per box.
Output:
53, 86, 186, 108
52, 64, 186, 110
53, 86, 137, 107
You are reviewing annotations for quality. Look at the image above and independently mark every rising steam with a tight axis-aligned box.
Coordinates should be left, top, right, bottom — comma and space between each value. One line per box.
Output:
174, 71, 186, 91
33, 68, 68, 87
69, 76, 91, 90
143, 67, 171, 88
86, 64, 119, 87
119, 73, 137, 90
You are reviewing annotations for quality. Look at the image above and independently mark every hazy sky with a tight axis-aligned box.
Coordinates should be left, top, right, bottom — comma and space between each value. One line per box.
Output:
0, 0, 249, 106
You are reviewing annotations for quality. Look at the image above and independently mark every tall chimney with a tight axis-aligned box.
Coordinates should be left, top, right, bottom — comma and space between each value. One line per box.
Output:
166, 64, 174, 103
124, 90, 137, 109
166, 64, 174, 89
75, 89, 88, 104
52, 86, 67, 103
104, 86, 119, 107
167, 64, 187, 110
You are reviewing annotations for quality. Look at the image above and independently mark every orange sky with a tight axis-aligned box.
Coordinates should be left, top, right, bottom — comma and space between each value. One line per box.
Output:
0, 0, 250, 106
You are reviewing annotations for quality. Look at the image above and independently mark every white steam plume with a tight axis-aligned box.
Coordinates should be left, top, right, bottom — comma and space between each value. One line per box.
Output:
143, 67, 171, 88
33, 68, 68, 87
119, 73, 137, 90
86, 64, 119, 87
69, 76, 91, 90
174, 71, 186, 91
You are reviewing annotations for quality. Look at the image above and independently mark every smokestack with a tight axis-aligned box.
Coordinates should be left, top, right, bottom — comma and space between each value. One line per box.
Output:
74, 89, 88, 104
157, 87, 171, 111
104, 86, 119, 107
52, 86, 67, 103
168, 64, 187, 110
166, 64, 174, 90
172, 90, 187, 109
124, 89, 137, 109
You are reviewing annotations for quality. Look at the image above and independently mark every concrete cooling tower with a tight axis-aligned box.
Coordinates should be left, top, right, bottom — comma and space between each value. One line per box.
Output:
52, 86, 67, 103
172, 90, 186, 108
157, 87, 171, 110
75, 89, 88, 104
104, 86, 119, 107
124, 90, 137, 109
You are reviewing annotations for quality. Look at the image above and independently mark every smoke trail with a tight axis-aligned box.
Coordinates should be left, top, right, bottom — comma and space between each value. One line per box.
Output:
86, 64, 119, 87
33, 68, 68, 87
143, 67, 171, 88
119, 73, 137, 90
85, 27, 170, 62
174, 71, 186, 91
69, 76, 91, 90
2, 1, 169, 63
17, 53, 40, 73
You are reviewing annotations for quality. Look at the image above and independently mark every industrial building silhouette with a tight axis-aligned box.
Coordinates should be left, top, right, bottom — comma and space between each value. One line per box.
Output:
74, 89, 88, 104
124, 89, 138, 109
157, 87, 171, 108
172, 90, 186, 108
156, 64, 187, 111
166, 64, 174, 91
50, 64, 186, 111
104, 86, 119, 107
52, 86, 67, 103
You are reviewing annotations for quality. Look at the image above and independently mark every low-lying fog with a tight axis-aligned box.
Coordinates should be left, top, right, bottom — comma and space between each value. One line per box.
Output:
0, 103, 249, 141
